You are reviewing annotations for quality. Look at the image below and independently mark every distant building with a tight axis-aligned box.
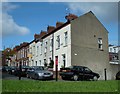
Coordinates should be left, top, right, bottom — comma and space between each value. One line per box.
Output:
109, 44, 120, 64
13, 42, 29, 66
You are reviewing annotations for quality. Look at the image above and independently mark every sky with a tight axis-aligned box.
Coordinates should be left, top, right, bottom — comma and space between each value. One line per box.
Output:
1, 2, 119, 50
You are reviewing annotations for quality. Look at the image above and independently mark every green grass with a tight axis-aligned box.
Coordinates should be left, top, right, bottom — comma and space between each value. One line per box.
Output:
2, 80, 120, 93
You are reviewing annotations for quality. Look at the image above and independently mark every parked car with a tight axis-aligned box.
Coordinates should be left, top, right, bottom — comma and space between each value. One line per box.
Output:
8, 66, 17, 74
59, 66, 100, 81
14, 66, 31, 76
26, 66, 53, 80
2, 66, 11, 72
116, 71, 120, 80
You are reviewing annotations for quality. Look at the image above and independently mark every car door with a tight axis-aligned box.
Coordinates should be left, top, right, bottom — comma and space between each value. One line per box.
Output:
83, 67, 93, 80
73, 66, 84, 80
78, 67, 84, 80
29, 68, 35, 78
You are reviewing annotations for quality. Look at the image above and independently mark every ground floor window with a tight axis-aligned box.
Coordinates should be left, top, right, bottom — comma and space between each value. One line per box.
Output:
36, 61, 37, 66
62, 54, 66, 68
39, 60, 41, 66
44, 59, 47, 67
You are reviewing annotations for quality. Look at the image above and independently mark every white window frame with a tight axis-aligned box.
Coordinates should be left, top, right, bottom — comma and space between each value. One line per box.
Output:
33, 45, 35, 56
39, 60, 41, 66
62, 54, 66, 68
98, 38, 103, 50
45, 41, 48, 53
40, 43, 42, 55
37, 46, 39, 56
64, 31, 68, 46
56, 35, 60, 49
50, 38, 53, 51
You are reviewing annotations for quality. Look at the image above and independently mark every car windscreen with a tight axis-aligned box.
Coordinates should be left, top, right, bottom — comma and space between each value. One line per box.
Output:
36, 67, 44, 70
67, 66, 73, 68
84, 67, 92, 72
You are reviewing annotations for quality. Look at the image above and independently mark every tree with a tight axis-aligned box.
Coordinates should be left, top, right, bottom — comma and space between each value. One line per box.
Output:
44, 62, 48, 67
48, 60, 54, 68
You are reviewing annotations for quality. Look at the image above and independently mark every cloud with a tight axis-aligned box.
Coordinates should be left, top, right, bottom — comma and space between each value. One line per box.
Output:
66, 2, 118, 24
2, 2, 19, 12
1, 3, 30, 37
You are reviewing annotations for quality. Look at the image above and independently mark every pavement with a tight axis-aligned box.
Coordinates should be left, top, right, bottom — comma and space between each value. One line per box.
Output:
2, 72, 33, 80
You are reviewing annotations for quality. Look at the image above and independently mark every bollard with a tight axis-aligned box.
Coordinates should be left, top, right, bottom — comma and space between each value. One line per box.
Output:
104, 68, 107, 81
55, 56, 58, 81
56, 65, 58, 81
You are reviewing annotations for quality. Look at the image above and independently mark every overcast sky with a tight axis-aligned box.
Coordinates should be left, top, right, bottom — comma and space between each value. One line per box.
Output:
1, 2, 119, 50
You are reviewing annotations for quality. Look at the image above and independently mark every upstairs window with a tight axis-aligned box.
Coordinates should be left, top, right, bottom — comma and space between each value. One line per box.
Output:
110, 48, 112, 52
45, 41, 47, 53
40, 43, 42, 55
50, 38, 53, 51
37, 46, 39, 56
33, 46, 35, 56
98, 38, 103, 50
114, 48, 116, 53
62, 54, 66, 68
56, 35, 60, 48
64, 32, 68, 46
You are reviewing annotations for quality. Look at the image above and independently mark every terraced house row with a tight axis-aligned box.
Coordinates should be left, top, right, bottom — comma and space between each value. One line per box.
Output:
9, 11, 119, 80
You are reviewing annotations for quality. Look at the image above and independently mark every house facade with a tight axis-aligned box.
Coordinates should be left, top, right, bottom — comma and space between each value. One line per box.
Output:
15, 42, 29, 66
70, 12, 110, 80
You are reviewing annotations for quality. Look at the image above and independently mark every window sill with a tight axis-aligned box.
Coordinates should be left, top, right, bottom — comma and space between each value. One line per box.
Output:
63, 45, 67, 47
50, 50, 53, 52
99, 49, 104, 51
56, 47, 60, 50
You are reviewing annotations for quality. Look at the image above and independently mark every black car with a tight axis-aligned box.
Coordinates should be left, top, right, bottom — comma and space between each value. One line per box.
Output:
116, 71, 120, 80
8, 66, 17, 74
14, 66, 31, 76
59, 66, 100, 81
2, 66, 11, 72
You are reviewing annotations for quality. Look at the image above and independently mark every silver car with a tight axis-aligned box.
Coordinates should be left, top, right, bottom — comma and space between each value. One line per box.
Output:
26, 66, 53, 80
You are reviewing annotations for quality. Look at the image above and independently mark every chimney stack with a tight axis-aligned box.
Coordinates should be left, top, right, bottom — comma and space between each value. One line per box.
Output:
56, 22, 64, 28
47, 26, 55, 33
34, 34, 40, 40
65, 14, 78, 21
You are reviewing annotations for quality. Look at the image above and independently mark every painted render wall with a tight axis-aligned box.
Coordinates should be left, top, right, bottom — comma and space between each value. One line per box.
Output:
71, 12, 114, 80
42, 34, 53, 66
53, 24, 71, 71
34, 41, 44, 66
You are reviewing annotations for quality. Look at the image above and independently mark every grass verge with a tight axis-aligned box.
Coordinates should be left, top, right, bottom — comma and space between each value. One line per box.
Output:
2, 80, 120, 93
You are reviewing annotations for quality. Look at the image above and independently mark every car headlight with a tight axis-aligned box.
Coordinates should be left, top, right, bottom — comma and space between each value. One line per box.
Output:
38, 73, 44, 76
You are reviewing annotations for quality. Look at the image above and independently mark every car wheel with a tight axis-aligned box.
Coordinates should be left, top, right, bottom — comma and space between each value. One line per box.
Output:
73, 75, 79, 81
93, 76, 98, 81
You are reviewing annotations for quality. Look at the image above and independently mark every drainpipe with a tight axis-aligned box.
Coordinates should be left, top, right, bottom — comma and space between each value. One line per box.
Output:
52, 33, 54, 62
